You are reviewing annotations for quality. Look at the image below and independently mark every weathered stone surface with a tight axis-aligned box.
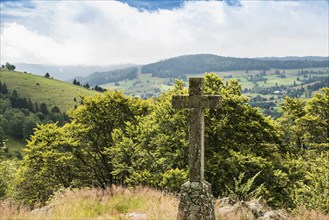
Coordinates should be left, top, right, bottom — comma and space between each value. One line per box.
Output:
172, 77, 221, 182
173, 77, 220, 220
177, 181, 215, 220
189, 108, 204, 182
217, 198, 292, 220
30, 204, 54, 214
124, 212, 147, 219
172, 96, 221, 109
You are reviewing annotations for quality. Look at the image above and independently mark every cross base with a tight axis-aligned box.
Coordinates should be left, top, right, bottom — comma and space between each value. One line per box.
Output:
177, 181, 215, 220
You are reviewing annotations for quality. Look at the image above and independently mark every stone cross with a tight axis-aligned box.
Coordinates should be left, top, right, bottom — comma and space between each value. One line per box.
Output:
172, 77, 221, 220
172, 77, 221, 182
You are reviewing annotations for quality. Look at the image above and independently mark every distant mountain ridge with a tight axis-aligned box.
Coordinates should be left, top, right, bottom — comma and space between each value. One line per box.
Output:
141, 54, 329, 77
14, 63, 137, 81
76, 66, 140, 86
77, 54, 329, 86
256, 56, 329, 61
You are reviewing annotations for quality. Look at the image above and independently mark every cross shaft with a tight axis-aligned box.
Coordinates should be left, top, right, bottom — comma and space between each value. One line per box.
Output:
172, 77, 221, 182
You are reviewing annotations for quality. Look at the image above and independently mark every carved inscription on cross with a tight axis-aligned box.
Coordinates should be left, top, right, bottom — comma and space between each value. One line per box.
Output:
172, 77, 221, 182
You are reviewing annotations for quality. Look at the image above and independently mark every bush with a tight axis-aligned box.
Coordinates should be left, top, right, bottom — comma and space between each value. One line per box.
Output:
160, 168, 188, 192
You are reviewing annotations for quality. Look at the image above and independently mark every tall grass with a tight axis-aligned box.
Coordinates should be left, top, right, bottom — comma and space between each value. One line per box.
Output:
0, 186, 179, 220
1, 186, 328, 219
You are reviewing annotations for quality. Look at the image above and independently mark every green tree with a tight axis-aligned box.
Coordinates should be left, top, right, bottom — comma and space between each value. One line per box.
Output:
279, 97, 307, 152
14, 123, 82, 206
112, 74, 288, 208
0, 82, 8, 94
51, 105, 61, 113
67, 91, 150, 188
5, 62, 15, 71
0, 159, 17, 199
3, 109, 25, 139
278, 88, 329, 211
22, 115, 40, 140
110, 81, 188, 188
202, 74, 287, 207
280, 88, 329, 152
39, 102, 49, 115
0, 98, 11, 114
306, 88, 329, 148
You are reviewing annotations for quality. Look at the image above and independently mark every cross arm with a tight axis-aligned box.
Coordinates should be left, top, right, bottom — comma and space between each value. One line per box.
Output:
172, 95, 222, 109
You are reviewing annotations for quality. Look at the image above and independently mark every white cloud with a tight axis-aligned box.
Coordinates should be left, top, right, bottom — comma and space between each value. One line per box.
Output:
0, 0, 328, 65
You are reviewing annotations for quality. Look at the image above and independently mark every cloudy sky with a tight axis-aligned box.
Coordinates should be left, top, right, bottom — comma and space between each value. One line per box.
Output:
0, 0, 328, 66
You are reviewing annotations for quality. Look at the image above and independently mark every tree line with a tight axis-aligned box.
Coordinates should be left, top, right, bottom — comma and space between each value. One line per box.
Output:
0, 73, 328, 214
73, 79, 107, 92
2, 62, 16, 71
0, 81, 69, 157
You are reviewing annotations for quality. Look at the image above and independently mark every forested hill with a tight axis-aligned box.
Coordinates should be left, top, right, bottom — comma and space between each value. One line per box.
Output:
142, 54, 329, 77
78, 54, 329, 86
76, 66, 139, 86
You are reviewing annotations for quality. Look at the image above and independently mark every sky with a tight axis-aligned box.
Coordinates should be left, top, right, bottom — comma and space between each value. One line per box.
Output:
0, 0, 328, 66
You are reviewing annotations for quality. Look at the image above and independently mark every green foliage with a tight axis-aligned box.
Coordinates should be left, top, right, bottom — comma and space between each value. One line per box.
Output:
283, 152, 329, 213
278, 88, 329, 212
0, 159, 17, 199
13, 123, 81, 206
306, 88, 329, 148
3, 72, 328, 213
110, 87, 189, 189
5, 62, 15, 71
0, 81, 9, 94
0, 88, 67, 151
200, 73, 288, 207
279, 88, 329, 152
159, 168, 188, 192
225, 171, 265, 202
39, 102, 49, 115
66, 91, 150, 188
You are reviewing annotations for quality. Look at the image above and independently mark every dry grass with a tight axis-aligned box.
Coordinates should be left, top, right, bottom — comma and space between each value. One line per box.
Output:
1, 186, 328, 220
0, 186, 179, 220
294, 207, 329, 220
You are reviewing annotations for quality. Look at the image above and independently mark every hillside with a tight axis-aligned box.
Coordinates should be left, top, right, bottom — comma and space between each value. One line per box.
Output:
76, 66, 139, 86
0, 68, 100, 113
142, 54, 329, 77
78, 54, 329, 86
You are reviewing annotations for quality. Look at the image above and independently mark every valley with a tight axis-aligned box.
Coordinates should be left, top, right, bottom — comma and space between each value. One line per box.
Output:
101, 67, 329, 117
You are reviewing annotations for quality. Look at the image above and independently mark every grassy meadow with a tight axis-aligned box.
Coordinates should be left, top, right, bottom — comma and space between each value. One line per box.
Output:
0, 69, 100, 113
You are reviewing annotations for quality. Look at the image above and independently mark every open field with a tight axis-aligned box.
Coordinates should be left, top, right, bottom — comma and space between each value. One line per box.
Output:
0, 69, 100, 113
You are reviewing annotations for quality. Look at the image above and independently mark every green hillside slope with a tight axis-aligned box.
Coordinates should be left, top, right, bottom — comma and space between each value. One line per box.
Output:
0, 68, 100, 113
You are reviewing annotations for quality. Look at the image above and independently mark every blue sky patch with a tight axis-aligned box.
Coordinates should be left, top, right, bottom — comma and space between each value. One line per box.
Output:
118, 0, 242, 11
118, 0, 184, 11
